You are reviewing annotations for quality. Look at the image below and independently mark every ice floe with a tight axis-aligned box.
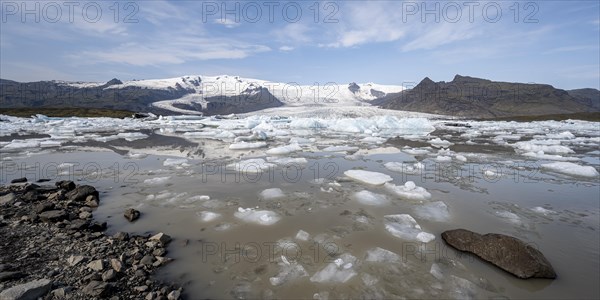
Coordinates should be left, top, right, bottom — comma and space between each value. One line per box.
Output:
541, 162, 599, 178
344, 170, 393, 185
364, 247, 401, 263
384, 214, 435, 242
295, 230, 310, 241
234, 207, 281, 225
352, 190, 390, 206
414, 201, 450, 222
266, 143, 302, 155
260, 188, 285, 199
197, 211, 222, 222
270, 260, 309, 286
229, 141, 267, 150
309, 253, 358, 283
143, 177, 170, 185
384, 181, 431, 201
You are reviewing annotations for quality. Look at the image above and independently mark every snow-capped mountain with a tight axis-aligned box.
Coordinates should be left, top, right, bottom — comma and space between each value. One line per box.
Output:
99, 75, 405, 113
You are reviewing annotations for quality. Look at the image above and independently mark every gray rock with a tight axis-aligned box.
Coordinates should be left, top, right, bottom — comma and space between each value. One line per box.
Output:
10, 177, 27, 184
65, 185, 98, 202
0, 271, 25, 283
87, 259, 104, 271
110, 259, 124, 273
442, 229, 557, 279
149, 233, 171, 245
102, 269, 117, 282
79, 211, 92, 219
167, 289, 181, 300
124, 208, 140, 222
67, 255, 85, 266
113, 232, 129, 241
0, 193, 15, 206
34, 202, 55, 214
82, 281, 113, 297
85, 195, 99, 207
68, 219, 89, 231
39, 210, 68, 223
0, 278, 52, 300
140, 255, 155, 266
55, 180, 76, 191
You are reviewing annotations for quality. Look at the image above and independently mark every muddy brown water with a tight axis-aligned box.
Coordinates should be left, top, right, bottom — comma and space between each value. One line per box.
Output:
1, 149, 598, 299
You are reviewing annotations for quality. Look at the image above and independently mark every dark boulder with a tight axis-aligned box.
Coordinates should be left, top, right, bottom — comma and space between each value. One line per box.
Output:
124, 208, 140, 222
442, 229, 556, 279
39, 210, 68, 223
55, 180, 76, 191
65, 185, 98, 202
10, 177, 27, 184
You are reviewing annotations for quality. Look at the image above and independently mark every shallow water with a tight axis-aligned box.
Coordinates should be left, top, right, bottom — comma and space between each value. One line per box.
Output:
1, 115, 599, 299
3, 147, 598, 299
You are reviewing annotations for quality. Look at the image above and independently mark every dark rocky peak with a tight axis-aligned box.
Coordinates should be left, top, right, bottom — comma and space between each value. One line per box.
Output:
415, 77, 438, 89
105, 78, 122, 86
348, 82, 360, 93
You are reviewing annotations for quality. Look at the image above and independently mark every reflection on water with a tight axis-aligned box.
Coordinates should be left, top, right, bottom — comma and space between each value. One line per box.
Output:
2, 147, 598, 299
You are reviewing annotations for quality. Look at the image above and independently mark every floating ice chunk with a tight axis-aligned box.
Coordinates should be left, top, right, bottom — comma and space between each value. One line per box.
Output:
414, 201, 450, 222
522, 151, 579, 161
384, 181, 431, 201
270, 262, 309, 286
513, 141, 574, 154
229, 141, 267, 150
322, 145, 359, 152
310, 253, 358, 283
361, 273, 379, 285
429, 138, 453, 148
531, 206, 556, 215
228, 159, 275, 173
143, 176, 170, 185
163, 158, 189, 167
484, 170, 496, 177
127, 152, 148, 159
266, 157, 308, 165
295, 230, 310, 241
2, 140, 40, 149
197, 211, 221, 222
495, 210, 521, 224
352, 190, 390, 206
260, 188, 285, 199
361, 137, 387, 144
234, 207, 281, 225
544, 131, 575, 139
364, 247, 401, 263
266, 143, 302, 155
436, 155, 452, 162
541, 162, 599, 178
402, 147, 431, 155
116, 132, 148, 141
344, 170, 393, 185
455, 155, 467, 162
430, 263, 444, 280
384, 162, 425, 174
384, 214, 435, 242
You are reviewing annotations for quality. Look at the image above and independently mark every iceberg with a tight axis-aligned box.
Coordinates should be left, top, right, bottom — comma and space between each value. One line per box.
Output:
384, 214, 435, 243
234, 207, 281, 225
541, 162, 599, 178
344, 170, 393, 185
384, 181, 431, 201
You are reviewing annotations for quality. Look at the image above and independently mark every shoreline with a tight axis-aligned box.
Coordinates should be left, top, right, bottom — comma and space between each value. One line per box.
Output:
0, 179, 184, 299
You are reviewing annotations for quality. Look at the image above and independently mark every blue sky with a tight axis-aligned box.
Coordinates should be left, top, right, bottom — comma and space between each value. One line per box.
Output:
1, 0, 599, 89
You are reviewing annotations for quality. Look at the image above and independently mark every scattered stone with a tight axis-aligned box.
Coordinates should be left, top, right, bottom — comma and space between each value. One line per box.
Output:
168, 289, 181, 300
140, 255, 155, 266
69, 219, 90, 230
110, 259, 124, 273
82, 281, 113, 297
124, 208, 141, 222
85, 195, 99, 207
0, 278, 52, 300
65, 185, 98, 202
442, 229, 557, 279
0, 271, 25, 282
67, 255, 85, 266
39, 210, 68, 223
79, 211, 92, 219
88, 221, 107, 232
0, 193, 16, 206
10, 177, 27, 184
55, 180, 76, 191
149, 233, 172, 245
113, 232, 129, 241
135, 285, 149, 293
36, 178, 51, 183
102, 269, 117, 282
87, 259, 105, 272
21, 190, 40, 202
152, 248, 166, 257
34, 202, 55, 214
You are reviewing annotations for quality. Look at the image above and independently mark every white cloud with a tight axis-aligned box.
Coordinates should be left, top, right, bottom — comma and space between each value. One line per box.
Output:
279, 46, 294, 51
71, 37, 271, 66
401, 22, 481, 52
543, 45, 599, 54
214, 18, 241, 28
272, 23, 313, 44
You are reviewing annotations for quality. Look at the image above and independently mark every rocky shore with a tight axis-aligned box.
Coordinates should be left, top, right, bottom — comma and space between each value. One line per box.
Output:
0, 179, 184, 299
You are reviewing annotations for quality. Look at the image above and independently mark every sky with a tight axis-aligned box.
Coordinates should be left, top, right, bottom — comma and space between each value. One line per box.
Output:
1, 0, 599, 89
